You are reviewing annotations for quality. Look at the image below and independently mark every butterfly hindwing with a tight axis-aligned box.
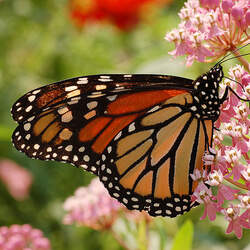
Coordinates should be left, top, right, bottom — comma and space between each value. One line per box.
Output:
98, 92, 213, 217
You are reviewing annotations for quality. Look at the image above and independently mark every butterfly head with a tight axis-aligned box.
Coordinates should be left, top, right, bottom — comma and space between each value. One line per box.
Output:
192, 64, 224, 120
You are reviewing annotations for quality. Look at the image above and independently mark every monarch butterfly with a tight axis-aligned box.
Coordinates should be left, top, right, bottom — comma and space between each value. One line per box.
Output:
11, 55, 249, 217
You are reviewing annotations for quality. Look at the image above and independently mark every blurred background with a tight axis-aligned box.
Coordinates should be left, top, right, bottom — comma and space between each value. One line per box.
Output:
0, 0, 249, 249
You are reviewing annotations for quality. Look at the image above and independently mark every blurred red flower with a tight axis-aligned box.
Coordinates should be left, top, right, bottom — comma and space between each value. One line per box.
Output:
0, 159, 33, 200
69, 0, 172, 31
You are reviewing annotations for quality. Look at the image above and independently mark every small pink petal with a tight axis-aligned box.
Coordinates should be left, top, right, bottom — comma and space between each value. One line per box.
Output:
222, 0, 234, 13
231, 6, 244, 21
200, 0, 220, 9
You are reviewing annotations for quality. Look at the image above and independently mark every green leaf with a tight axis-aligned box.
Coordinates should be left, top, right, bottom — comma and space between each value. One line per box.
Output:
171, 220, 193, 250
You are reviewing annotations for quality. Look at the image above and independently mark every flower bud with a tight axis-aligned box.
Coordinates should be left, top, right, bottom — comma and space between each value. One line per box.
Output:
222, 0, 234, 13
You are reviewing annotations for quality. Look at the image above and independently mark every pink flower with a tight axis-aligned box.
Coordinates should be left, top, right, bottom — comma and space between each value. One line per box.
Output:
238, 193, 250, 209
0, 159, 33, 200
191, 66, 249, 238
206, 170, 223, 186
224, 148, 245, 181
223, 206, 249, 239
191, 183, 218, 221
200, 198, 218, 221
242, 72, 250, 84
165, 0, 250, 66
63, 178, 123, 230
0, 224, 51, 250
190, 169, 207, 181
240, 209, 250, 229
216, 184, 238, 206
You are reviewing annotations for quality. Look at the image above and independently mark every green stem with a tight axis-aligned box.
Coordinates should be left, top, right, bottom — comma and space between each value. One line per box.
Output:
224, 177, 248, 190
137, 218, 148, 250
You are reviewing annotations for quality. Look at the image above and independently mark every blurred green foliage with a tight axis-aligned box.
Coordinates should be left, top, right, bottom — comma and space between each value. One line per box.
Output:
0, 0, 249, 249
172, 220, 193, 250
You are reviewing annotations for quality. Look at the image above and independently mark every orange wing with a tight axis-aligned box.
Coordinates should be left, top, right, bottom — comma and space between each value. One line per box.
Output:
98, 93, 213, 217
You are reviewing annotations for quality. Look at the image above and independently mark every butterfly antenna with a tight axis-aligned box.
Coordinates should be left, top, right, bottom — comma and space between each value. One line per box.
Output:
214, 43, 250, 67
219, 53, 250, 65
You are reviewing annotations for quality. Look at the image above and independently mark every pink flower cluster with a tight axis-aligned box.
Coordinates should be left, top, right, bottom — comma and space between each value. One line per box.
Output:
165, 0, 250, 66
191, 65, 250, 239
0, 224, 51, 250
63, 178, 123, 230
0, 160, 33, 200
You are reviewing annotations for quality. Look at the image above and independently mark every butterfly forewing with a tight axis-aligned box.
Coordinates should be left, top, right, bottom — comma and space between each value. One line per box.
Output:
11, 74, 193, 123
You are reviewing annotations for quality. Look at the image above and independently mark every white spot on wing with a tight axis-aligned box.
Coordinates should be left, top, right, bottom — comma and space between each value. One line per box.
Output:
128, 122, 135, 132
34, 144, 40, 150
194, 96, 199, 103
107, 146, 112, 153
148, 105, 160, 113
83, 155, 90, 162
175, 206, 181, 212
28, 95, 36, 102
47, 147, 52, 152
25, 106, 32, 112
61, 112, 73, 123
62, 155, 69, 160
87, 101, 98, 110
58, 107, 69, 115
65, 145, 73, 152
78, 146, 85, 152
80, 164, 88, 169
67, 89, 81, 99
24, 123, 31, 131
114, 131, 122, 141
32, 90, 41, 95
27, 116, 35, 122
98, 79, 112, 82
77, 77, 88, 84
91, 166, 96, 172
96, 84, 107, 90
107, 95, 117, 101
100, 75, 110, 79
65, 86, 78, 92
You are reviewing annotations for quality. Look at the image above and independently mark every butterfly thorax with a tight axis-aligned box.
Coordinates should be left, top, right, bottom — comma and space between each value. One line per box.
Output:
192, 65, 224, 121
